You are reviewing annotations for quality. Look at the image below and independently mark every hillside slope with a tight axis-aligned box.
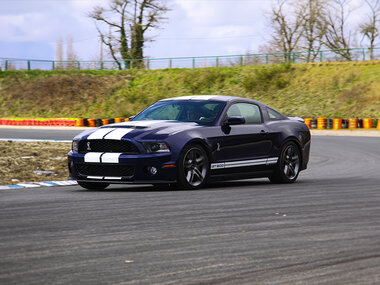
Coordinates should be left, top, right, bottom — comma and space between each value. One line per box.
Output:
0, 61, 379, 118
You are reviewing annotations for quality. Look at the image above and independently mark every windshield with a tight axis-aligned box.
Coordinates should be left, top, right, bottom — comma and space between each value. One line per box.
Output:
132, 100, 226, 125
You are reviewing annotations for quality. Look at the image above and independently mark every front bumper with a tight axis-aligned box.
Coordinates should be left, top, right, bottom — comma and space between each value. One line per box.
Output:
68, 151, 177, 184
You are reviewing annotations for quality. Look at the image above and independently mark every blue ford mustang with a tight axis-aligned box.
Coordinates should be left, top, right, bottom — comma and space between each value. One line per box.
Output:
68, 95, 310, 190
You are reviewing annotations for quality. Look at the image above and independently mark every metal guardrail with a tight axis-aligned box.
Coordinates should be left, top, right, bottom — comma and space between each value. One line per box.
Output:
1, 47, 380, 71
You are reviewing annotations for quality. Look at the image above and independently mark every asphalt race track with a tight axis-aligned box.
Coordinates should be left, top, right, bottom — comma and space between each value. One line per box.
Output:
0, 127, 81, 141
1, 135, 380, 284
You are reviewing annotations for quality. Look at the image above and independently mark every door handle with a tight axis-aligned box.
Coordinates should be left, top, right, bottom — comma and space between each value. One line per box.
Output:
260, 130, 268, 135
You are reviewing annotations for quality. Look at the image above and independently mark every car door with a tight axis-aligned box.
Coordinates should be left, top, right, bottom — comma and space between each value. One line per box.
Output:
213, 103, 273, 171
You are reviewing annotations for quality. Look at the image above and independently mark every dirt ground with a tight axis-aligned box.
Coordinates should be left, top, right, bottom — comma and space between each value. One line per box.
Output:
0, 141, 71, 185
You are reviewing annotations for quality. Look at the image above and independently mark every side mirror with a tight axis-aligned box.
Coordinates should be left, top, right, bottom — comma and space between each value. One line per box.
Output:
225, 116, 245, 125
128, 116, 135, 121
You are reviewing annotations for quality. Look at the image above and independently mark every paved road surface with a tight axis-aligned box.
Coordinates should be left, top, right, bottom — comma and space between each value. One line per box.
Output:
0, 127, 82, 140
1, 136, 380, 284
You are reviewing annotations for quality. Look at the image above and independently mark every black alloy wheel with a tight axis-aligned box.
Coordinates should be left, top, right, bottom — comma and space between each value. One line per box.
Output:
269, 141, 301, 183
178, 144, 209, 190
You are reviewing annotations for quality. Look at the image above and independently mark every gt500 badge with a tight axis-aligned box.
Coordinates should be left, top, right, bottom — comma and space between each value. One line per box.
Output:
211, 163, 225, 169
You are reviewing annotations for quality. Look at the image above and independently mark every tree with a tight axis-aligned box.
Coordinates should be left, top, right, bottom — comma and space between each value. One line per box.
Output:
268, 0, 306, 63
359, 0, 380, 59
89, 0, 168, 69
55, 37, 63, 69
299, 0, 327, 62
323, 0, 354, 60
66, 36, 79, 69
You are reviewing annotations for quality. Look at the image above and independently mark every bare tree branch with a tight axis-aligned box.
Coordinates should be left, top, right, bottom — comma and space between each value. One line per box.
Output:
89, 0, 168, 68
268, 0, 305, 62
360, 0, 380, 59
323, 0, 354, 60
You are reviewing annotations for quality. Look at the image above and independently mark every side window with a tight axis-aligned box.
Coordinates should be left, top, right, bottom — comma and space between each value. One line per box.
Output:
267, 108, 285, 120
226, 103, 262, 124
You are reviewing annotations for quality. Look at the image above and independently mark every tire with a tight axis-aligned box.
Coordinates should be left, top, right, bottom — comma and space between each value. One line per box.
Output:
269, 141, 301, 183
177, 144, 209, 190
77, 181, 110, 190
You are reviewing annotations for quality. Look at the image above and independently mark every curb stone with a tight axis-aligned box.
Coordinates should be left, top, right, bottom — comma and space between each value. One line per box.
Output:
0, 180, 78, 190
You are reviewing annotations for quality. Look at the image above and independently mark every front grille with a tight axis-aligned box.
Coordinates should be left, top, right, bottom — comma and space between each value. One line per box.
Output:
75, 163, 135, 177
79, 140, 139, 154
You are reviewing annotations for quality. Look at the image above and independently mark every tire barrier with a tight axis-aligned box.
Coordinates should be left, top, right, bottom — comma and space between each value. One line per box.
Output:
75, 118, 84, 127
87, 119, 96, 127
326, 118, 333, 129
0, 119, 76, 127
311, 119, 317, 129
1, 117, 379, 129
95, 119, 103, 127
349, 118, 358, 129
342, 119, 349, 129
301, 117, 380, 130
363, 118, 372, 129
333, 118, 342, 130
304, 118, 312, 129
317, 117, 326, 130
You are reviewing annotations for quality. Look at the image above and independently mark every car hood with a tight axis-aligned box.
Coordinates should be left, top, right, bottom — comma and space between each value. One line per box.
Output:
74, 120, 205, 141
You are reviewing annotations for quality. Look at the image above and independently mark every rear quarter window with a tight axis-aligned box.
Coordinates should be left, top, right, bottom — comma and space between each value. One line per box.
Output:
267, 108, 286, 121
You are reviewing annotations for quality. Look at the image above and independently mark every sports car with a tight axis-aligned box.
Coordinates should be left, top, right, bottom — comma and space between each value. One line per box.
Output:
68, 95, 310, 190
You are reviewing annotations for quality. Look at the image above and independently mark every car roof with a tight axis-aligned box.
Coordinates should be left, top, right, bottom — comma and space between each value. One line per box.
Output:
159, 95, 264, 105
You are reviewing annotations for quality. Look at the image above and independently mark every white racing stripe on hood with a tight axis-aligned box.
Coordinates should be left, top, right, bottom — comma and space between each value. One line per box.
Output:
87, 128, 115, 140
110, 120, 166, 128
124, 120, 164, 127
104, 128, 134, 140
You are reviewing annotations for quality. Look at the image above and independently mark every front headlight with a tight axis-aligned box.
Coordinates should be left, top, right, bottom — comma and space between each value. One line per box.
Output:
72, 140, 80, 153
142, 142, 170, 153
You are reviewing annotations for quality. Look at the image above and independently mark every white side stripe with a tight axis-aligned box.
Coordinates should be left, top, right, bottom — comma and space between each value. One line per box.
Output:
84, 152, 103, 163
224, 159, 267, 168
211, 157, 279, 170
87, 128, 115, 140
266, 158, 278, 165
104, 128, 133, 140
104, 177, 122, 180
101, 153, 122, 163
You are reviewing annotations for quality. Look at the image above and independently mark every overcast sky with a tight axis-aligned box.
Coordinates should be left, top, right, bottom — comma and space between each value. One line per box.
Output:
0, 0, 277, 60
0, 0, 368, 61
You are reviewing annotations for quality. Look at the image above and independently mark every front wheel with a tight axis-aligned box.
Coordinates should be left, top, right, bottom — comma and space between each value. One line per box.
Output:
77, 181, 110, 190
177, 144, 209, 190
269, 142, 301, 183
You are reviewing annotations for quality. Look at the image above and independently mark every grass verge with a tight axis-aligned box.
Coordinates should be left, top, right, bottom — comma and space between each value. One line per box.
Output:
1, 61, 380, 118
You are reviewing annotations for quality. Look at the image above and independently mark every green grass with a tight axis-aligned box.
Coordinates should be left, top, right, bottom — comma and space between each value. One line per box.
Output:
1, 61, 380, 118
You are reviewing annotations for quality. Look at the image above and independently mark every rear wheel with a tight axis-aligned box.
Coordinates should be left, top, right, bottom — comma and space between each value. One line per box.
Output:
177, 144, 209, 190
269, 142, 301, 183
77, 181, 110, 190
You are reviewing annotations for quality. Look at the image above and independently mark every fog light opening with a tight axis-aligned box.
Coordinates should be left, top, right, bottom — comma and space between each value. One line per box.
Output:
147, 166, 158, 176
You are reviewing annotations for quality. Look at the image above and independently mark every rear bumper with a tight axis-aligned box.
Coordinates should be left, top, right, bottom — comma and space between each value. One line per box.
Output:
68, 151, 177, 184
